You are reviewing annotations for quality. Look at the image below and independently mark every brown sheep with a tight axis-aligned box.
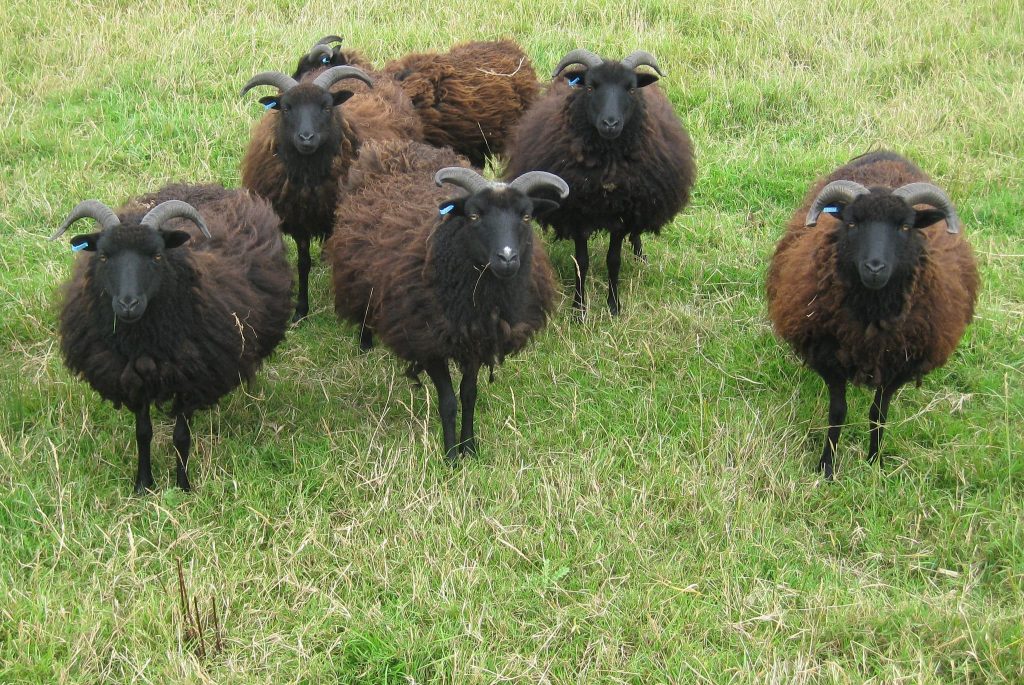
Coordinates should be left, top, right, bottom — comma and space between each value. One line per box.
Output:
383, 39, 541, 168
766, 150, 979, 479
326, 139, 566, 459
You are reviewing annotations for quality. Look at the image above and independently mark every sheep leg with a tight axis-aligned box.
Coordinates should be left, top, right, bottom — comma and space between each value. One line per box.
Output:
424, 360, 459, 461
606, 231, 626, 316
173, 413, 192, 492
629, 233, 647, 264
868, 385, 897, 468
133, 404, 155, 495
819, 378, 847, 481
359, 323, 373, 351
293, 236, 312, 322
459, 362, 480, 456
572, 234, 590, 317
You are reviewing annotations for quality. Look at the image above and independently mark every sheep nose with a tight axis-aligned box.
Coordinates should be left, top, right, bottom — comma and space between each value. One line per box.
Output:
601, 117, 621, 129
298, 133, 315, 143
119, 296, 140, 313
864, 259, 887, 274
497, 246, 519, 264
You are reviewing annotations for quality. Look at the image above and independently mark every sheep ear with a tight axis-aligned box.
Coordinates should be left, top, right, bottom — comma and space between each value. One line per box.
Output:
438, 198, 465, 218
635, 72, 659, 88
332, 90, 355, 107
912, 208, 946, 229
562, 70, 586, 87
258, 96, 281, 110
69, 234, 99, 252
160, 230, 193, 249
529, 198, 561, 218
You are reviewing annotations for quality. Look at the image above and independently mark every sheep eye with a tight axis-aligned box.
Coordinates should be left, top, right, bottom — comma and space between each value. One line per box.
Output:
522, 214, 532, 223
98, 254, 108, 262
153, 254, 162, 262
847, 223, 855, 229
586, 86, 594, 93
629, 88, 637, 95
468, 213, 480, 222
900, 224, 911, 232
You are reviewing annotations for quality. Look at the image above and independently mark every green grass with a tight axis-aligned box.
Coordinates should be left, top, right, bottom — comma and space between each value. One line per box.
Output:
2, 0, 1023, 681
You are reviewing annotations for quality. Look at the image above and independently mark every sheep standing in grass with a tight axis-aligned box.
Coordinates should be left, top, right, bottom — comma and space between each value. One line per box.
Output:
326, 139, 566, 459
240, 65, 422, 321
52, 184, 292, 494
383, 39, 541, 168
766, 151, 979, 479
504, 48, 696, 316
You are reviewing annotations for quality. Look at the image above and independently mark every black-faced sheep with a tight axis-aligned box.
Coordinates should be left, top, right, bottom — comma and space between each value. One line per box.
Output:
504, 48, 696, 316
325, 139, 567, 459
291, 35, 376, 80
383, 39, 541, 168
240, 65, 422, 321
52, 184, 293, 494
766, 150, 980, 479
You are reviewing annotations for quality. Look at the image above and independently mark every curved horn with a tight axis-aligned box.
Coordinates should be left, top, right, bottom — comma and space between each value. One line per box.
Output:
805, 180, 871, 227
552, 48, 604, 77
892, 182, 961, 234
311, 65, 374, 91
141, 200, 211, 238
50, 200, 121, 240
434, 167, 493, 195
307, 44, 334, 64
509, 171, 570, 199
620, 50, 665, 77
241, 71, 298, 97
315, 35, 344, 47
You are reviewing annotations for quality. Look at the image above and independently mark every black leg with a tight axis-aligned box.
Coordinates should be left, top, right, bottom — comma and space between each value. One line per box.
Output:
359, 323, 373, 351
459, 362, 480, 456
173, 413, 192, 491
819, 378, 847, 481
134, 404, 155, 495
629, 232, 647, 264
572, 234, 590, 317
868, 384, 898, 468
606, 231, 626, 316
294, 236, 311, 322
424, 360, 458, 461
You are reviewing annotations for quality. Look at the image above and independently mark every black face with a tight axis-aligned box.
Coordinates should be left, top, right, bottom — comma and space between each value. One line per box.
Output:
440, 190, 559, 279
563, 62, 658, 140
259, 85, 353, 155
69, 225, 191, 322
831, 194, 946, 290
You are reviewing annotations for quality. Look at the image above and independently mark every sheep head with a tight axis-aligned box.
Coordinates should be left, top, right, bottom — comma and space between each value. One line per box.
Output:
292, 35, 350, 79
51, 200, 211, 322
435, 168, 569, 279
805, 180, 960, 290
241, 66, 373, 156
553, 49, 664, 140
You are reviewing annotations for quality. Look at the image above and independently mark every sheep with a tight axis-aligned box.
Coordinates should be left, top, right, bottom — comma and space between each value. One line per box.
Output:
503, 48, 696, 316
766, 150, 980, 479
240, 65, 422, 321
291, 35, 376, 81
383, 39, 541, 168
325, 139, 567, 459
51, 184, 293, 494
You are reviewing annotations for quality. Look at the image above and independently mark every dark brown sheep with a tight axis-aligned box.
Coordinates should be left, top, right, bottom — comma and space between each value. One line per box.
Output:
240, 65, 422, 321
326, 139, 566, 459
504, 49, 696, 316
766, 150, 980, 479
383, 39, 541, 168
53, 184, 292, 494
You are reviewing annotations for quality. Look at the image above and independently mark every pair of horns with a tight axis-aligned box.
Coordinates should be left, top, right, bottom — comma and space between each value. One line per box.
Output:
434, 168, 569, 200
805, 180, 961, 233
306, 35, 345, 64
241, 65, 373, 96
50, 200, 211, 241
552, 49, 665, 78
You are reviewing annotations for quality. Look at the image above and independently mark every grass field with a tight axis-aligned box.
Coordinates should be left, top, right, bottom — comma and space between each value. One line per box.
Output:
2, 0, 1022, 682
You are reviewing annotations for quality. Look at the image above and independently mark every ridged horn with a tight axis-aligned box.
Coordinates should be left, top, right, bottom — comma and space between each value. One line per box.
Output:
307, 44, 334, 64
241, 71, 298, 96
141, 200, 211, 238
311, 65, 374, 91
620, 50, 665, 77
892, 182, 961, 234
508, 171, 570, 199
50, 200, 121, 240
315, 35, 344, 47
552, 48, 604, 77
805, 180, 871, 227
434, 167, 493, 195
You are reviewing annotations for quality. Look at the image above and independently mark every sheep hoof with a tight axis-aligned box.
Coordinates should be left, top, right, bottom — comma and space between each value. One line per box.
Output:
291, 310, 307, 324
607, 297, 620, 316
177, 476, 192, 492
818, 457, 834, 482
460, 438, 477, 456
133, 479, 155, 496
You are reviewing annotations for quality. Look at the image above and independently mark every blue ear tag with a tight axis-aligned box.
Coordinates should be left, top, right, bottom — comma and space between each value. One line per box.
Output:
263, 99, 277, 110
822, 206, 839, 214
439, 204, 455, 216
71, 242, 88, 252
321, 56, 331, 64
568, 77, 580, 87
